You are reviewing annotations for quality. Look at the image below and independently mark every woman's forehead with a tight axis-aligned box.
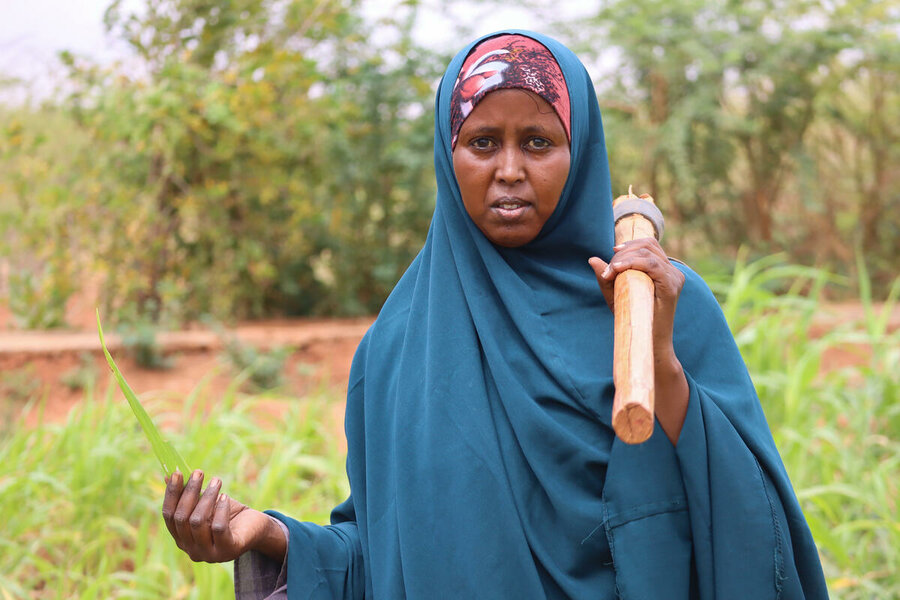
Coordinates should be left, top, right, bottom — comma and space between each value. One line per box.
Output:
456, 89, 567, 139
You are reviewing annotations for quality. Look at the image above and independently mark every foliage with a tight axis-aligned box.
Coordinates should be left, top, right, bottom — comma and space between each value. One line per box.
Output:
0, 366, 41, 438
60, 352, 99, 392
202, 317, 292, 390
0, 383, 347, 598
61, 0, 441, 323
0, 109, 93, 328
221, 337, 292, 392
0, 366, 41, 403
100, 309, 192, 477
118, 318, 174, 370
1, 0, 444, 327
550, 0, 899, 293
6, 268, 73, 330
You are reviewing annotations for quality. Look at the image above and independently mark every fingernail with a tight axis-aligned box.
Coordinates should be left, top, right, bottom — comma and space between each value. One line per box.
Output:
602, 265, 611, 278
219, 493, 228, 504
210, 477, 221, 489
217, 493, 224, 504
192, 470, 203, 481
614, 244, 624, 250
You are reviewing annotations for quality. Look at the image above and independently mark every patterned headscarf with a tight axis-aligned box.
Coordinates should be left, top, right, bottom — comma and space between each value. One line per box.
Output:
450, 34, 571, 148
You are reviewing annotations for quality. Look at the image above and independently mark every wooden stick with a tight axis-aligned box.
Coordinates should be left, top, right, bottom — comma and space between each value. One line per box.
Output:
611, 188, 660, 444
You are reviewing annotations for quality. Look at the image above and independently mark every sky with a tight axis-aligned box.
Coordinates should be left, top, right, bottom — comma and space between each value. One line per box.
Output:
1, 0, 135, 101
0, 0, 585, 104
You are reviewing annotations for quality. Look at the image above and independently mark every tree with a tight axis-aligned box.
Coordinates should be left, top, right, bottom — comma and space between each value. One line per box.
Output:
58, 0, 444, 322
549, 0, 899, 290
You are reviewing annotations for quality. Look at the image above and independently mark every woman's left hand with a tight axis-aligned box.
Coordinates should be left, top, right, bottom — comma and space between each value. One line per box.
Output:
589, 239, 689, 445
588, 238, 685, 356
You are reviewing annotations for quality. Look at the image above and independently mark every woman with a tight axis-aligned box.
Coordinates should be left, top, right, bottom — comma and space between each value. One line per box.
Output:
162, 31, 829, 599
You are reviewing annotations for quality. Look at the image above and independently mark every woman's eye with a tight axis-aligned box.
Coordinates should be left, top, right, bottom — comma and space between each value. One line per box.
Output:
471, 137, 494, 150
527, 137, 551, 150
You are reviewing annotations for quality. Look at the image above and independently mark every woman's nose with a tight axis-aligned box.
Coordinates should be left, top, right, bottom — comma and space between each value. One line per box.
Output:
495, 146, 525, 184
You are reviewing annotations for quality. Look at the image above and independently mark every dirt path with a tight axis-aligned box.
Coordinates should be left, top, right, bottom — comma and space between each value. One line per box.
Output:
0, 318, 373, 431
1, 303, 897, 430
0, 318, 373, 356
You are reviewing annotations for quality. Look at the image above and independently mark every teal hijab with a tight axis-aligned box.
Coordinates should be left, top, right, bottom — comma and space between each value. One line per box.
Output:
268, 30, 829, 599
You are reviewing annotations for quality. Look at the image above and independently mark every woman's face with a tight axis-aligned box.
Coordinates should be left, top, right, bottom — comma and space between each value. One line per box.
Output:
452, 89, 570, 248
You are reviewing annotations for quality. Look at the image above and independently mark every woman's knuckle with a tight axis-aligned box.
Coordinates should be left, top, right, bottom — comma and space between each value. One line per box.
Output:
189, 515, 204, 529
211, 521, 227, 535
173, 511, 189, 527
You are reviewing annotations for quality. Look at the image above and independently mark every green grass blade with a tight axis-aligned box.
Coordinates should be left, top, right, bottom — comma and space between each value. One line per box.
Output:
96, 309, 191, 477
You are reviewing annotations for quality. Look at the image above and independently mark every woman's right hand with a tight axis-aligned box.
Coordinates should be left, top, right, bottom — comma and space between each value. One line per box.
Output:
162, 469, 285, 563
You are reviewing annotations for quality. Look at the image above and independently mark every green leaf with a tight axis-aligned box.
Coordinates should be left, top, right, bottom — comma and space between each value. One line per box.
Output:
96, 309, 191, 477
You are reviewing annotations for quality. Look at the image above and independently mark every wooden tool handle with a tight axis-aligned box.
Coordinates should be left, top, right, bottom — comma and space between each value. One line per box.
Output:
611, 189, 661, 444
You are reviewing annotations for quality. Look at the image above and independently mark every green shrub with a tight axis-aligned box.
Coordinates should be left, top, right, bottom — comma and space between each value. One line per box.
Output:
0, 382, 346, 598
221, 337, 292, 392
118, 320, 173, 370
59, 352, 98, 391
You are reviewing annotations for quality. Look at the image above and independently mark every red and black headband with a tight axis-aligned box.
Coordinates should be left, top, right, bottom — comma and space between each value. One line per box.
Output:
449, 34, 571, 149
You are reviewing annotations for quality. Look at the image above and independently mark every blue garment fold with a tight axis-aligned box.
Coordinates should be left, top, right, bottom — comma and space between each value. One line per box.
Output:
267, 30, 828, 600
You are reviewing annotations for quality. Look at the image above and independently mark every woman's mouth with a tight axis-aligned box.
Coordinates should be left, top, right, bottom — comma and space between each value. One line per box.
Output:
491, 197, 531, 220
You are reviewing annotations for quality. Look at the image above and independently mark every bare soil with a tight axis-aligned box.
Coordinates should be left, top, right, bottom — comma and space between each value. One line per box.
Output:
0, 318, 372, 440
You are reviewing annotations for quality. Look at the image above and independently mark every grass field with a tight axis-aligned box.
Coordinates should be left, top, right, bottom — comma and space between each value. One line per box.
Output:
1, 257, 898, 599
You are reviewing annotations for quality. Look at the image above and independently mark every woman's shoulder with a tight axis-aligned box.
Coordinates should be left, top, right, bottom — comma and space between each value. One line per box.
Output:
366, 249, 426, 339
669, 257, 735, 342
669, 257, 717, 303
347, 257, 420, 386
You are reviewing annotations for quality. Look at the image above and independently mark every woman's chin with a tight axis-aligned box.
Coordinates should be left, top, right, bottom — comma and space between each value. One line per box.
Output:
482, 225, 539, 248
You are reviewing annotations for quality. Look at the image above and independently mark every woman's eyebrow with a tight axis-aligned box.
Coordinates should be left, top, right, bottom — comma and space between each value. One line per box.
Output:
519, 124, 554, 135
464, 124, 557, 136
465, 125, 501, 136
